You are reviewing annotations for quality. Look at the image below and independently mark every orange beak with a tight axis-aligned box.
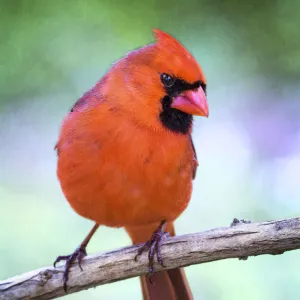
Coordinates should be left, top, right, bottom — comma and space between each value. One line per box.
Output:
171, 87, 209, 117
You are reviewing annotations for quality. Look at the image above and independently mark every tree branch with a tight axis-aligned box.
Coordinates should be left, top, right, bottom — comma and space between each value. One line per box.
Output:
1, 217, 300, 300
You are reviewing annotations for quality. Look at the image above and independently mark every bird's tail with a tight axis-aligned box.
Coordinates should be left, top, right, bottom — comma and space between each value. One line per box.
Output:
126, 223, 193, 300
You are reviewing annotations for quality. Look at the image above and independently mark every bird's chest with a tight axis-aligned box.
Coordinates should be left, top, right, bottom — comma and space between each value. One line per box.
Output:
58, 123, 194, 226
115, 129, 192, 185
105, 130, 194, 223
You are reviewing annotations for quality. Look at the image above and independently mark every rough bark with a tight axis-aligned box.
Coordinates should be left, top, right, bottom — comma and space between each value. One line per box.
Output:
1, 217, 300, 300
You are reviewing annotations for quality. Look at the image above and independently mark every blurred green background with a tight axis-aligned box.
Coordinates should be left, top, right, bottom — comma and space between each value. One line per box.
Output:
1, 0, 300, 299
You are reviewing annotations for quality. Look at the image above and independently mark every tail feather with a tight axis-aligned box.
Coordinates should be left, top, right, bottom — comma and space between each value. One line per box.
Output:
168, 268, 193, 300
140, 272, 177, 300
140, 268, 193, 300
126, 222, 193, 300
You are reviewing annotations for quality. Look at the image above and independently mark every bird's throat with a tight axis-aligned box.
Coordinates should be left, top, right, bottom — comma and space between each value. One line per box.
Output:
159, 96, 193, 134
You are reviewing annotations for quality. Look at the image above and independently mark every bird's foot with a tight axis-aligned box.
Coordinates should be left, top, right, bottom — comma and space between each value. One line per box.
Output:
230, 218, 252, 260
53, 246, 87, 292
134, 221, 170, 283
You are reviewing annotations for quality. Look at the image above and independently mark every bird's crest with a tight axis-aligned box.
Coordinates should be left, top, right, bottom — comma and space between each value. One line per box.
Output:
153, 29, 185, 51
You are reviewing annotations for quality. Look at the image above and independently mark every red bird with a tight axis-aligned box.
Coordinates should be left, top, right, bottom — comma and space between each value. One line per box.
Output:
54, 29, 208, 300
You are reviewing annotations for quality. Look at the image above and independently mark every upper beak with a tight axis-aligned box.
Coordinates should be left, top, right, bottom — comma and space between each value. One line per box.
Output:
171, 87, 209, 117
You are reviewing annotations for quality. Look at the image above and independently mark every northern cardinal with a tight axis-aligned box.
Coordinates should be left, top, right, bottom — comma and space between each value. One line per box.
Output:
54, 29, 208, 300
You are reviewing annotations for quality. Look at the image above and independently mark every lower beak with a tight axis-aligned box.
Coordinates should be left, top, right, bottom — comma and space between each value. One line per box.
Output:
171, 87, 209, 117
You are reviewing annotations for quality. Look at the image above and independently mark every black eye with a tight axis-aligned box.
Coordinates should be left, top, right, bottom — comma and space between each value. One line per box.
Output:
160, 73, 175, 87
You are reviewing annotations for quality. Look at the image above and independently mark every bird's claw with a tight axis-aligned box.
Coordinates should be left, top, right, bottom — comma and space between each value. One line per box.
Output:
134, 222, 169, 281
53, 246, 87, 292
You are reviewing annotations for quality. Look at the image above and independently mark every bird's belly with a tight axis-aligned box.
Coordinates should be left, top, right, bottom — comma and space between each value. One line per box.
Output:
58, 145, 193, 227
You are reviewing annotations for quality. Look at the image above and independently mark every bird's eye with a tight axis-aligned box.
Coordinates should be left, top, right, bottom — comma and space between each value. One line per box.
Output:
160, 73, 175, 87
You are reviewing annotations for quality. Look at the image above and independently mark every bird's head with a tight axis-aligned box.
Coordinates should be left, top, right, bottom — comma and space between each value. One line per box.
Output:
105, 29, 208, 134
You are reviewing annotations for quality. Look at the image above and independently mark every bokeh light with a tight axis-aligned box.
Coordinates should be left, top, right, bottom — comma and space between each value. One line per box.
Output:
1, 1, 300, 299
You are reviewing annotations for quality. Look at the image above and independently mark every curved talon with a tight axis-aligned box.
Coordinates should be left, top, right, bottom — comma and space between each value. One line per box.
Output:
134, 220, 169, 281
53, 255, 70, 268
53, 246, 87, 292
53, 223, 99, 292
155, 239, 164, 267
77, 248, 87, 271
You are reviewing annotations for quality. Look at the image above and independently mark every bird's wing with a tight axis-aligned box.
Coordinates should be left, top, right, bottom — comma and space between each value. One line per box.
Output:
190, 135, 198, 179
